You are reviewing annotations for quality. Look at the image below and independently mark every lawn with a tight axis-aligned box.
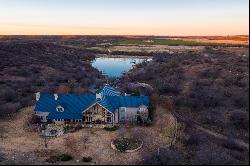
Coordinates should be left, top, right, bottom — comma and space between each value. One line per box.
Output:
0, 106, 174, 165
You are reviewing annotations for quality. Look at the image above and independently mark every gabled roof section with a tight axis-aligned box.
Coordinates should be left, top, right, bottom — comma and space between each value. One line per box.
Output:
108, 96, 149, 108
95, 96, 149, 113
34, 93, 96, 120
95, 84, 121, 96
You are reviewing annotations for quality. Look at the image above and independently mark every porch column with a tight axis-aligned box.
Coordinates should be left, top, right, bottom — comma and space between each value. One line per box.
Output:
112, 114, 114, 126
104, 110, 107, 123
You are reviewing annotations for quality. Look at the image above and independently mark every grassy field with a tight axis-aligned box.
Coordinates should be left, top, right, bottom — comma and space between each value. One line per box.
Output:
115, 39, 211, 46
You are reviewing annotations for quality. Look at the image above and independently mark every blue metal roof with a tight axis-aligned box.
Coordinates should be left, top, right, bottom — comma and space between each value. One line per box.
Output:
95, 84, 121, 96
100, 96, 149, 112
34, 86, 149, 120
34, 93, 96, 120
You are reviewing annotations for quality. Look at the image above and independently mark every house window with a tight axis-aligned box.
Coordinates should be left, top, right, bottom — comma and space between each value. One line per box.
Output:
120, 107, 126, 121
139, 107, 145, 113
120, 107, 126, 112
56, 106, 64, 112
41, 116, 46, 121
107, 117, 112, 123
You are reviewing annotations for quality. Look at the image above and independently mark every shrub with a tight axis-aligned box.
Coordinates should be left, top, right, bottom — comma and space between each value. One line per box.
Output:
184, 134, 200, 146
57, 84, 71, 94
0, 102, 21, 116
74, 124, 82, 131
221, 139, 245, 152
148, 102, 156, 121
131, 89, 140, 96
59, 154, 73, 161
144, 119, 153, 126
82, 156, 92, 162
159, 96, 175, 112
142, 148, 184, 165
233, 95, 249, 108
28, 115, 41, 124
186, 83, 225, 110
137, 116, 143, 124
154, 78, 181, 95
198, 67, 221, 79
95, 119, 103, 124
150, 92, 159, 106
46, 154, 73, 163
0, 88, 16, 102
104, 126, 119, 131
230, 111, 249, 130
63, 125, 74, 133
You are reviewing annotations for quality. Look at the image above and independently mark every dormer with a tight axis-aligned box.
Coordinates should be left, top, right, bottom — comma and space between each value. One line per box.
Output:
96, 93, 102, 100
138, 104, 147, 113
56, 105, 64, 112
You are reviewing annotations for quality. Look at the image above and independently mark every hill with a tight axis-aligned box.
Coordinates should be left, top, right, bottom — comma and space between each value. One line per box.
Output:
0, 42, 105, 117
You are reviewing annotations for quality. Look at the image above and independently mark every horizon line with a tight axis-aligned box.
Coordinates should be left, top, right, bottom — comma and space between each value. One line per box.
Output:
0, 34, 249, 37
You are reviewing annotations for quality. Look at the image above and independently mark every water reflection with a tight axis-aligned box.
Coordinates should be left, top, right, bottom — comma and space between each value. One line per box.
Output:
92, 57, 152, 77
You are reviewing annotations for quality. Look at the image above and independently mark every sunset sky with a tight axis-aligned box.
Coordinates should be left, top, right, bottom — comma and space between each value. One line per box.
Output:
0, 0, 249, 36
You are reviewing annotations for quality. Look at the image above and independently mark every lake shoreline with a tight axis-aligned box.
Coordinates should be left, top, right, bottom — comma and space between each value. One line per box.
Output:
95, 54, 153, 59
92, 55, 152, 78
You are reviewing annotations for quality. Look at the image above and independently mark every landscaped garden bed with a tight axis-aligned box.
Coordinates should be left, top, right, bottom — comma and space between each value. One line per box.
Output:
111, 138, 143, 153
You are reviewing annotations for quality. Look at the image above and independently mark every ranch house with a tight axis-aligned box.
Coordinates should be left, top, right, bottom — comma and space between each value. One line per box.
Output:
34, 85, 149, 126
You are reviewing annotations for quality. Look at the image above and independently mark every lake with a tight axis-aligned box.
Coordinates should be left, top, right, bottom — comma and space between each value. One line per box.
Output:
92, 56, 152, 78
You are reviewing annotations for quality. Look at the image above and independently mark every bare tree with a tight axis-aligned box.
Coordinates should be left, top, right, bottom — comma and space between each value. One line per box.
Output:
150, 92, 159, 106
131, 128, 146, 140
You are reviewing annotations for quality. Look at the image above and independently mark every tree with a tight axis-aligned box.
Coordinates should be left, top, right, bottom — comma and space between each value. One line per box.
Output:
28, 114, 41, 124
57, 84, 70, 94
160, 96, 175, 113
148, 102, 156, 121
150, 92, 159, 106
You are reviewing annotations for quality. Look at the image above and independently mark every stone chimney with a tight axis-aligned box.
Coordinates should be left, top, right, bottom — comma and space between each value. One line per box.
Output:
35, 92, 40, 101
54, 94, 58, 100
